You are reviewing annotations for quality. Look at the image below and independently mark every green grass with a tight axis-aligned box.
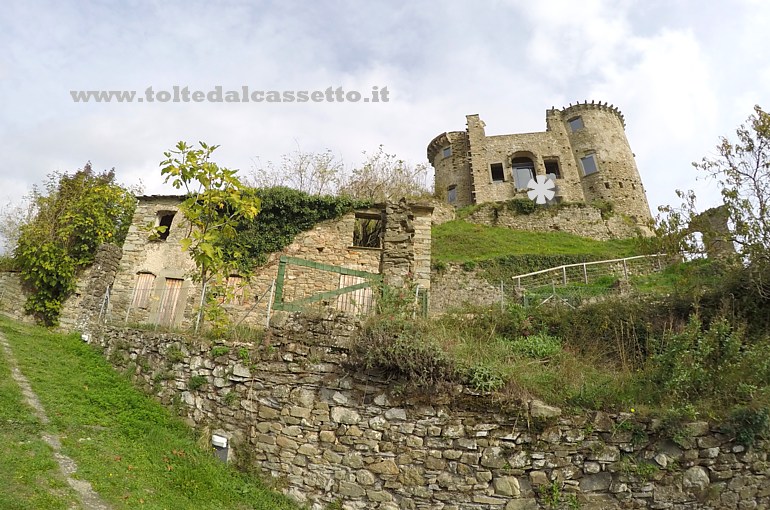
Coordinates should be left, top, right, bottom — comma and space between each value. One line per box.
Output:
0, 316, 300, 510
0, 345, 80, 510
432, 221, 641, 264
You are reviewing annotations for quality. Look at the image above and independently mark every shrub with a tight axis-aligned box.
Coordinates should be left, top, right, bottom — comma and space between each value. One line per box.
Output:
509, 333, 562, 359
188, 375, 207, 391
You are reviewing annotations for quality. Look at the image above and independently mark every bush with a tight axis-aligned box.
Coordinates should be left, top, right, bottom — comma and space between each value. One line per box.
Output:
509, 333, 562, 359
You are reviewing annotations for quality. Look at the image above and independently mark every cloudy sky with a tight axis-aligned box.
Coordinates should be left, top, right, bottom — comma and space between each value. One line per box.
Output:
1, 0, 768, 221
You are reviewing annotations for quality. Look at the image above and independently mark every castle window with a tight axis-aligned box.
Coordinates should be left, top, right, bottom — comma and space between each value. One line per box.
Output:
353, 213, 383, 249
568, 116, 584, 131
156, 211, 176, 241
580, 154, 599, 176
544, 159, 561, 179
447, 186, 457, 204
442, 146, 452, 158
511, 157, 535, 190
490, 163, 505, 182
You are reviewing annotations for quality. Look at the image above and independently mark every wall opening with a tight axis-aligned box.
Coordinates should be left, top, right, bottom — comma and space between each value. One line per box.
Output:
544, 159, 561, 179
490, 163, 504, 182
580, 154, 599, 176
447, 186, 457, 204
604, 182, 611, 189
511, 157, 535, 190
157, 278, 184, 327
353, 214, 383, 248
156, 212, 176, 241
132, 272, 156, 309
568, 116, 584, 131
442, 146, 452, 158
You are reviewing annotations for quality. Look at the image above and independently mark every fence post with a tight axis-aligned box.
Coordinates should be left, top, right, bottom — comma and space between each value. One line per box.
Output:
622, 258, 628, 279
562, 266, 567, 285
583, 263, 588, 284
195, 281, 208, 333
265, 279, 276, 328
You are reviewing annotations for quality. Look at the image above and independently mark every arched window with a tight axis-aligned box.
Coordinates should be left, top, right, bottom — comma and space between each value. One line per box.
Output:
511, 156, 535, 190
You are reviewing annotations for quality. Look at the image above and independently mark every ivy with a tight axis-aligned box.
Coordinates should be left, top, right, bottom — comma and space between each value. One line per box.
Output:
230, 186, 371, 270
14, 165, 136, 325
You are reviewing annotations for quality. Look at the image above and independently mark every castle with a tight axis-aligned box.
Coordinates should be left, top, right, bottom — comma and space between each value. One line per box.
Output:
427, 101, 653, 225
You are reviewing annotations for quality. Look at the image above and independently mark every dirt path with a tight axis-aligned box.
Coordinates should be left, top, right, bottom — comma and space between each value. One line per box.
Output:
0, 333, 112, 510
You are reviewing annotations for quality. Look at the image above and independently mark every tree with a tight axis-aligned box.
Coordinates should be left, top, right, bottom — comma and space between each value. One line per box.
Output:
693, 105, 770, 295
339, 145, 432, 202
248, 144, 432, 201
654, 106, 770, 297
160, 141, 261, 334
14, 164, 137, 325
247, 146, 344, 196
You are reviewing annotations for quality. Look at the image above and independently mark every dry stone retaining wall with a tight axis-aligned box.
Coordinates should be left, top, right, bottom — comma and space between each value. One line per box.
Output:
463, 203, 642, 241
93, 313, 770, 510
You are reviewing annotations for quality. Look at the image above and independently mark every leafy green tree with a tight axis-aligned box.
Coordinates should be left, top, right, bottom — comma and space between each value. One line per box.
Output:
652, 106, 770, 297
160, 141, 261, 334
14, 164, 137, 325
693, 105, 770, 295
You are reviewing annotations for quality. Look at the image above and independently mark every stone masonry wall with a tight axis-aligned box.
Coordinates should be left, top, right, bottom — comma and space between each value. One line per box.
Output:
0, 271, 30, 323
93, 314, 770, 510
59, 243, 122, 333
464, 203, 643, 241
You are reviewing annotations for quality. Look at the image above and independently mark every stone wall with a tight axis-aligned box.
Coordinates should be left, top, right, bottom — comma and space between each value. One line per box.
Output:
464, 203, 643, 241
0, 243, 122, 329
0, 271, 30, 323
59, 243, 123, 333
430, 265, 502, 315
93, 314, 770, 510
107, 197, 433, 330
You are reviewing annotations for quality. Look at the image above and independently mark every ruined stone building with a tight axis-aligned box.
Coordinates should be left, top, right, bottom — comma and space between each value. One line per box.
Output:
107, 196, 432, 329
427, 101, 653, 226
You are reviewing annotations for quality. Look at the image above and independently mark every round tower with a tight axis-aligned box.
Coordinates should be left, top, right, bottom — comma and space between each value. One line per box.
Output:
427, 130, 472, 207
559, 101, 652, 224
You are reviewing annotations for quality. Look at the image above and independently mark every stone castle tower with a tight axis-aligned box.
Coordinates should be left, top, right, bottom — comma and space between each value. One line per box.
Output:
427, 101, 653, 225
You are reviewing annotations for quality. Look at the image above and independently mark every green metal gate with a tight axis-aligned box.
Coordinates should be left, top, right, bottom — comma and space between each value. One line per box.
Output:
272, 256, 381, 315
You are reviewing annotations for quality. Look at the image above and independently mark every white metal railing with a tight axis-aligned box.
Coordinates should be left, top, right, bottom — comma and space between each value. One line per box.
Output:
512, 254, 666, 290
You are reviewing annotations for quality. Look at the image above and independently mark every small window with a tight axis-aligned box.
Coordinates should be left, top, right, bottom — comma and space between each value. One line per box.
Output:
511, 157, 535, 190
353, 214, 383, 248
447, 186, 457, 204
604, 182, 611, 189
544, 159, 561, 179
224, 275, 245, 305
490, 163, 504, 182
568, 116, 584, 132
156, 212, 176, 241
132, 272, 156, 309
442, 146, 452, 158
580, 154, 599, 176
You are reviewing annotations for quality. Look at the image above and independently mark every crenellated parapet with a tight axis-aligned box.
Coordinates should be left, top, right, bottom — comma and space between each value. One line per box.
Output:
550, 100, 626, 128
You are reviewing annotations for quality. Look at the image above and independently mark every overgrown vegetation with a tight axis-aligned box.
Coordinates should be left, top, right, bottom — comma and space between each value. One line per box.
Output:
0, 316, 299, 509
234, 186, 371, 269
14, 164, 136, 325
353, 261, 770, 440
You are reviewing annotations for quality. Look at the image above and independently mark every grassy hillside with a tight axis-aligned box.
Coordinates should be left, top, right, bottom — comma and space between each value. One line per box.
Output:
432, 220, 641, 264
0, 316, 300, 510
